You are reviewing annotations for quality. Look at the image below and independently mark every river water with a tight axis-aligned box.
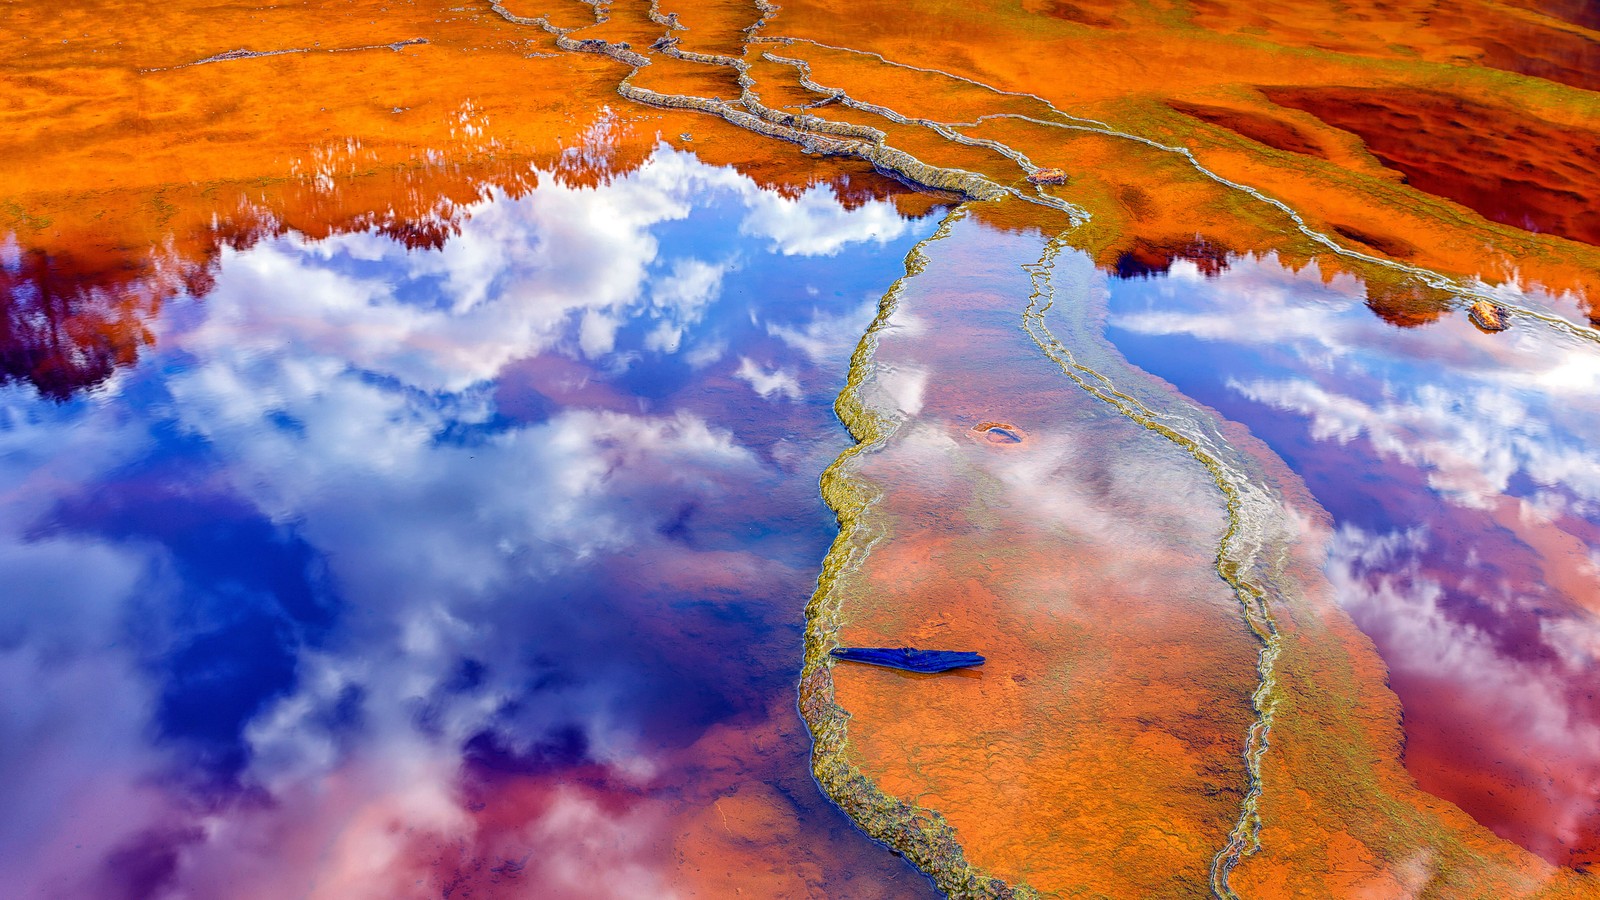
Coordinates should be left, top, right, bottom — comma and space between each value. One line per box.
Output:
1, 148, 944, 898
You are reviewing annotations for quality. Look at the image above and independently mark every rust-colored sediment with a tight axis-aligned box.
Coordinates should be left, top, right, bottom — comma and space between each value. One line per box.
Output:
769, 0, 1600, 321
1264, 86, 1600, 249
1518, 0, 1600, 30
1165, 100, 1330, 160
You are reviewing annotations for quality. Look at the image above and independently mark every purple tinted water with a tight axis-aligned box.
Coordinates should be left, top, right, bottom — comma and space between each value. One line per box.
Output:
1105, 254, 1600, 869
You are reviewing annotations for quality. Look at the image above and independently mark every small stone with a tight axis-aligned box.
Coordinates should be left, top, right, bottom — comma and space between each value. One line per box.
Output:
971, 421, 1026, 445
1468, 299, 1510, 332
1026, 167, 1070, 185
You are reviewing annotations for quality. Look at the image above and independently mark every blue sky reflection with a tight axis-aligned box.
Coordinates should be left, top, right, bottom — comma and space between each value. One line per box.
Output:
0, 147, 938, 898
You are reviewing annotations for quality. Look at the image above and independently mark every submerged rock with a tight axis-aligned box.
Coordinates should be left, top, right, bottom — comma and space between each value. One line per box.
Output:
1468, 299, 1510, 332
971, 421, 1027, 445
830, 647, 986, 673
1026, 167, 1071, 185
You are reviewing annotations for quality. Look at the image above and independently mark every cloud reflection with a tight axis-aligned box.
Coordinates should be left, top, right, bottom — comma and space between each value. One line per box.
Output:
1112, 256, 1600, 515
1108, 253, 1600, 867
0, 147, 930, 896
1328, 523, 1600, 864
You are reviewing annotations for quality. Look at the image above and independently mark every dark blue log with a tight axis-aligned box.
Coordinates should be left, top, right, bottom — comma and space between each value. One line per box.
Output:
828, 646, 985, 673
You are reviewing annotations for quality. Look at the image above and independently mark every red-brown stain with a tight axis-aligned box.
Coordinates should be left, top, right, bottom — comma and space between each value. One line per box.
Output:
1112, 235, 1236, 279
1476, 21, 1600, 94
1265, 86, 1600, 248
1034, 0, 1128, 29
0, 247, 171, 400
1519, 0, 1600, 30
1361, 281, 1453, 328
1167, 100, 1330, 159
1330, 222, 1419, 260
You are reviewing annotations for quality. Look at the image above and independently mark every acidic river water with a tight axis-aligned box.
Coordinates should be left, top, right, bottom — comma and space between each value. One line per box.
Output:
1106, 255, 1600, 871
6, 0, 1600, 897
1, 150, 944, 898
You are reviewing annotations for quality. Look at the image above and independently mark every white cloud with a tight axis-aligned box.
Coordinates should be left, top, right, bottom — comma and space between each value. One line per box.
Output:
733, 357, 802, 400
1111, 253, 1600, 513
645, 258, 730, 353
873, 363, 928, 417
1326, 524, 1600, 859
739, 182, 909, 256
186, 147, 912, 397
0, 145, 927, 895
766, 296, 879, 364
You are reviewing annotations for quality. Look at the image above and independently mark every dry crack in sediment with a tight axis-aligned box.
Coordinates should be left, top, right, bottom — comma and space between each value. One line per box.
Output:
142, 37, 429, 72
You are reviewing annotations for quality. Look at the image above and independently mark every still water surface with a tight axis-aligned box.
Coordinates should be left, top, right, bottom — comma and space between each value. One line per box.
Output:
0, 147, 942, 897
1108, 255, 1600, 870
7, 145, 1600, 896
